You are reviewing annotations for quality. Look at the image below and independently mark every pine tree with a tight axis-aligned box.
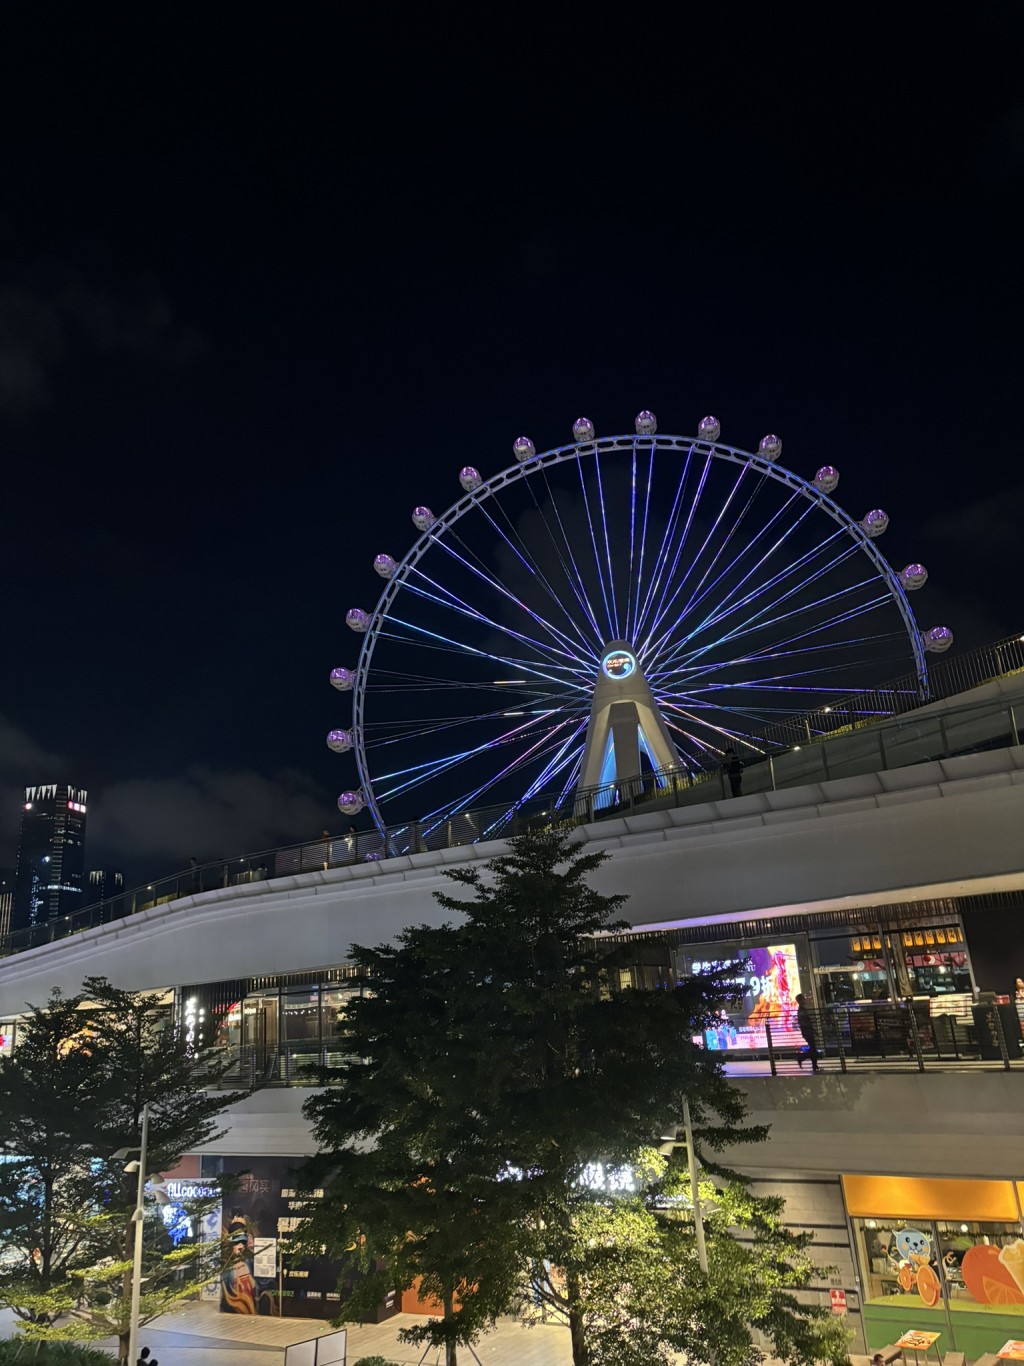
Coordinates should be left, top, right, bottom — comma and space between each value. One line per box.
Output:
0, 976, 239, 1365
303, 830, 848, 1366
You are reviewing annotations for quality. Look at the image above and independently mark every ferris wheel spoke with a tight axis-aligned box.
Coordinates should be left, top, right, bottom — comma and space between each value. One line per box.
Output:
591, 446, 621, 637
640, 458, 759, 653
526, 470, 607, 647
626, 438, 657, 645
363, 697, 582, 751
477, 470, 606, 652
515, 719, 589, 806
416, 716, 588, 833
553, 749, 585, 808
651, 538, 865, 676
663, 707, 770, 757
645, 512, 851, 669
659, 485, 809, 650
373, 710, 579, 804
479, 731, 587, 838
378, 619, 592, 693
655, 583, 890, 685
401, 573, 593, 674
572, 449, 618, 641
639, 450, 715, 652
415, 544, 596, 671
672, 529, 854, 658
632, 442, 697, 646
449, 497, 602, 659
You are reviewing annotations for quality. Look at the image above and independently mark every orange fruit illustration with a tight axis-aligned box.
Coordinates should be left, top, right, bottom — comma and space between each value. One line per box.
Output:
917, 1263, 941, 1308
981, 1277, 1024, 1306
898, 1263, 914, 1291
962, 1245, 1024, 1305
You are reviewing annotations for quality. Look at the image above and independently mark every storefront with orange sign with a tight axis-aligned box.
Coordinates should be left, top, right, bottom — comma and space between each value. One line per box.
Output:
844, 1175, 1024, 1360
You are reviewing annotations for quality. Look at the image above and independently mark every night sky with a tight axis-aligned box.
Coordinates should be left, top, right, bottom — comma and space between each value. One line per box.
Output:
2, 7, 1022, 883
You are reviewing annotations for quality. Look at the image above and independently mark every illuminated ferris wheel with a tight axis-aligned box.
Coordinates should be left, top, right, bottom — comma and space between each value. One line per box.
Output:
327, 412, 951, 842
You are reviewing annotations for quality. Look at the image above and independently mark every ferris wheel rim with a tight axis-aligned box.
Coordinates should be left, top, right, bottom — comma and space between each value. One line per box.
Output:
349, 432, 929, 837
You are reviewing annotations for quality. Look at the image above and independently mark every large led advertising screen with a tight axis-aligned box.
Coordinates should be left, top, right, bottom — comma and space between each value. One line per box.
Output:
689, 943, 804, 1051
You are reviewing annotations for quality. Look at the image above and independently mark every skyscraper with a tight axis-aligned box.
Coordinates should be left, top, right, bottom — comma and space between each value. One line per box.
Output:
11, 785, 88, 934
0, 869, 15, 941
84, 869, 125, 906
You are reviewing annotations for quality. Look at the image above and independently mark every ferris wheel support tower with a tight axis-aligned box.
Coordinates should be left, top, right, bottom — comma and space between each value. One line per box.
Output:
578, 642, 681, 792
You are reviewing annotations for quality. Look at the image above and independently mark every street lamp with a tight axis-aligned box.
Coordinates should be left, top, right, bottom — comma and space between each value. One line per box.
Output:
682, 1098, 708, 1275
115, 1103, 150, 1366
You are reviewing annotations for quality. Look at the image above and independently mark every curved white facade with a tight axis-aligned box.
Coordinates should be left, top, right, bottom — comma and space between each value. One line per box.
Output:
0, 742, 1021, 1016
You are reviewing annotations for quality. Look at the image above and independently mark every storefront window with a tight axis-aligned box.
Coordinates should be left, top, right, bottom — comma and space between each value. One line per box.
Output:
215, 1001, 243, 1051
813, 921, 972, 1005
321, 985, 358, 1042
282, 988, 320, 1045
847, 1177, 1024, 1358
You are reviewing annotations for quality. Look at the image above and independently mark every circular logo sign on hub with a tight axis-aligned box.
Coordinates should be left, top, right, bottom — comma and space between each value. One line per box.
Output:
601, 648, 637, 680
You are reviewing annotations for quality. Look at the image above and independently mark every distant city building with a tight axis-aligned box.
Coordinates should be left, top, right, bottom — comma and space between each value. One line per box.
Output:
0, 869, 15, 941
11, 785, 88, 934
85, 869, 125, 906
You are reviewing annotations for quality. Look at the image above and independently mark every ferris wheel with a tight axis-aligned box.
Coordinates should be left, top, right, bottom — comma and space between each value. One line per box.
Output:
327, 412, 952, 843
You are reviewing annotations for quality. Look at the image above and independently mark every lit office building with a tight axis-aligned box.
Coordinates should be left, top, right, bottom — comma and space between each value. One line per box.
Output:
85, 868, 125, 906
0, 869, 15, 941
11, 784, 88, 934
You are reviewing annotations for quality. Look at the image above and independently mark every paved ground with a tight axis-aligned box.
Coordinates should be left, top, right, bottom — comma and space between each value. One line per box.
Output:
3, 1303, 574, 1364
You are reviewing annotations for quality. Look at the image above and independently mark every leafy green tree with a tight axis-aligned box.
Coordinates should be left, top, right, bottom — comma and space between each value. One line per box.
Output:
526, 1150, 850, 1366
302, 830, 846, 1366
0, 976, 239, 1365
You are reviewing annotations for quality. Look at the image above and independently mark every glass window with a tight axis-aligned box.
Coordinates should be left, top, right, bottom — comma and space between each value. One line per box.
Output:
853, 1216, 1024, 1357
322, 985, 359, 1041
936, 1222, 1024, 1314
243, 992, 279, 1049
282, 988, 320, 1043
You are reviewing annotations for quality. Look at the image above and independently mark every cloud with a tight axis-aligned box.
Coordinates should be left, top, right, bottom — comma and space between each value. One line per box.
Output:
0, 264, 206, 419
88, 767, 330, 872
922, 483, 1024, 558
0, 713, 331, 884
0, 289, 66, 417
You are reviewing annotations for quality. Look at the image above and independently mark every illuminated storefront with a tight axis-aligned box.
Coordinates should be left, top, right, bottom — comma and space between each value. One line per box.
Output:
844, 1175, 1024, 1358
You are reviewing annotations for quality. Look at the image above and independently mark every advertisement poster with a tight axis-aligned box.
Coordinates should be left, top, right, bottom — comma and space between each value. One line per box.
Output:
690, 944, 804, 1051
217, 1157, 399, 1322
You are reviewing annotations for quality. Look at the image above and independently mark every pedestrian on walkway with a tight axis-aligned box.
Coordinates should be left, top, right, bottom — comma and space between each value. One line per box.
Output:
796, 992, 820, 1072
723, 748, 743, 798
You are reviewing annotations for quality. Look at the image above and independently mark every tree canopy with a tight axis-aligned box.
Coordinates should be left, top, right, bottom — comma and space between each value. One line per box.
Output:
0, 976, 238, 1365
301, 830, 849, 1366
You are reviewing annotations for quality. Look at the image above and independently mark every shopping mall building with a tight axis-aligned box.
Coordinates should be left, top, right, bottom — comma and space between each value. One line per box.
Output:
1, 657, 1023, 1355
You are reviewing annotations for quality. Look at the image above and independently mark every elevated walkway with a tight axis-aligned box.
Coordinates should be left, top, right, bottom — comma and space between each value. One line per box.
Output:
0, 736, 1021, 1015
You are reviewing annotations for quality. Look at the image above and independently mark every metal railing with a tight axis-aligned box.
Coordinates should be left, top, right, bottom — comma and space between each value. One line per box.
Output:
701, 1001, 1024, 1076
192, 1001, 1024, 1089
752, 630, 1024, 751
2, 631, 1021, 962
193, 1042, 351, 1088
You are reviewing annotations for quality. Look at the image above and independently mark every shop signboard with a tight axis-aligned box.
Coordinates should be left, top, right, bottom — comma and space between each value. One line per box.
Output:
690, 943, 804, 1051
829, 1288, 847, 1316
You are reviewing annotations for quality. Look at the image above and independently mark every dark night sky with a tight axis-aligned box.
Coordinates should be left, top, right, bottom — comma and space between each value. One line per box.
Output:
1, 6, 1023, 882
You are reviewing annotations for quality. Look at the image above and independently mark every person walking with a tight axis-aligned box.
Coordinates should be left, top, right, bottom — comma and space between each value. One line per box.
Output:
795, 992, 820, 1072
723, 748, 744, 798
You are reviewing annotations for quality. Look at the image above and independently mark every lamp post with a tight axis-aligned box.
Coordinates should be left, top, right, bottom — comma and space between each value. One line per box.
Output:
121, 1103, 150, 1366
682, 1098, 708, 1275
